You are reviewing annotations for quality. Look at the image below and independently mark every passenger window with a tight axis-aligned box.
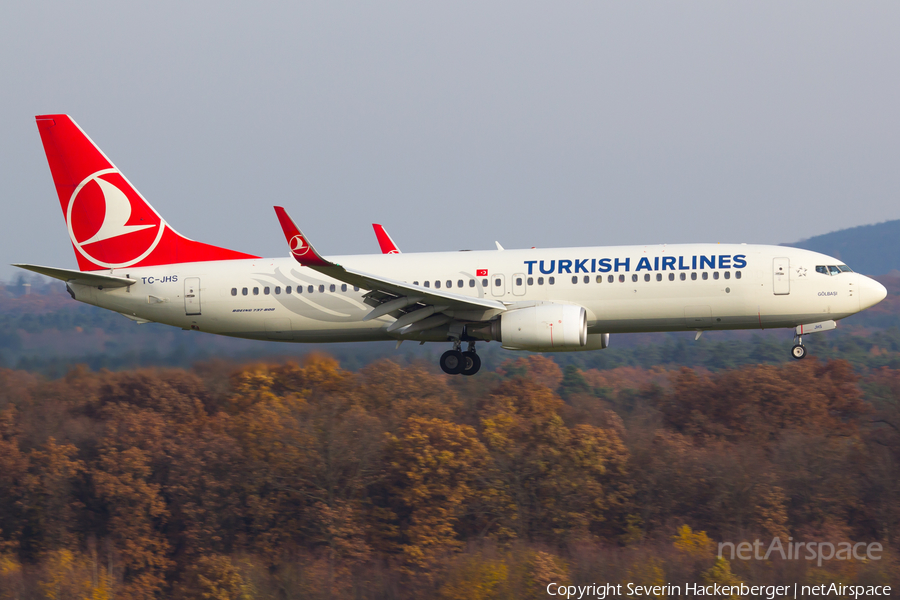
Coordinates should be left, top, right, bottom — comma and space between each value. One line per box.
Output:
469, 279, 475, 287
713, 272, 719, 280
596, 275, 603, 283
828, 266, 841, 276
447, 280, 452, 288
494, 278, 501, 287
632, 274, 638, 282
538, 277, 544, 285
668, 273, 674, 281
242, 288, 248, 296
527, 277, 533, 285
549, 277, 555, 285
583, 276, 590, 284
458, 280, 464, 288
424, 281, 430, 288
341, 284, 347, 292
435, 281, 441, 289
724, 272, 730, 280
253, 287, 259, 295
354, 286, 360, 291
264, 287, 270, 295
608, 275, 614, 283
735, 272, 741, 280
287, 286, 292, 294
275, 286, 281, 295
702, 272, 708, 280
816, 266, 828, 275
572, 276, 578, 284
319, 285, 325, 293
327, 284, 334, 292
231, 288, 237, 296
679, 273, 686, 281
482, 279, 488, 287
308, 285, 314, 293
413, 281, 419, 286
656, 273, 662, 282
518, 277, 525, 286
619, 274, 625, 283
691, 272, 697, 281
644, 274, 650, 282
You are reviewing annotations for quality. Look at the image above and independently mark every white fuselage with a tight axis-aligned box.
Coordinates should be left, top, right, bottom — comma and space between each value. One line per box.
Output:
67, 243, 885, 346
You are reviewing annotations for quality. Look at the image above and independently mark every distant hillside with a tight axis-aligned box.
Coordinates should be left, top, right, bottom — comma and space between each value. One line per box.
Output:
785, 220, 900, 276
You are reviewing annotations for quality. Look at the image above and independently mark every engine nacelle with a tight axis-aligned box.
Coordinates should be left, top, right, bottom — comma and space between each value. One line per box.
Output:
493, 304, 588, 351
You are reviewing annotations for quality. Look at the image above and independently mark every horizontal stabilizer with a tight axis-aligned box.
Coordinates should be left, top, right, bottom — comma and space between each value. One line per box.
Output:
12, 264, 135, 288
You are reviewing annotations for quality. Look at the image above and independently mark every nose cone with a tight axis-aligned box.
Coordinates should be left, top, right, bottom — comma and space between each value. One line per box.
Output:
859, 275, 887, 310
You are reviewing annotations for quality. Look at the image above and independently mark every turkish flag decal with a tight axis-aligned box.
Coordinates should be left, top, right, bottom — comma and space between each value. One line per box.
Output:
476, 269, 488, 277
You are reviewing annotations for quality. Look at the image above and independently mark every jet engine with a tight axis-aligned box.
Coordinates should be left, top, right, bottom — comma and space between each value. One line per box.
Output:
490, 304, 588, 351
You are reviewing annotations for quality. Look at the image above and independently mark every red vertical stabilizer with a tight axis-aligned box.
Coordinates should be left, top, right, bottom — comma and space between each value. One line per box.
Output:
35, 114, 258, 271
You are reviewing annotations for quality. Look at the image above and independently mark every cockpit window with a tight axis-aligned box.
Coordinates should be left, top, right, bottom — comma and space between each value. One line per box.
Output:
816, 265, 853, 275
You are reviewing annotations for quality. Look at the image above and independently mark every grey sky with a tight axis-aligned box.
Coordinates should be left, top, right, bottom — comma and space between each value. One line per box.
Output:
2, 2, 899, 281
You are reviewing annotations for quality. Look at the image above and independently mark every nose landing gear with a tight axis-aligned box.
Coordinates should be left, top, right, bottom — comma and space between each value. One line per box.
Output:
440, 340, 481, 376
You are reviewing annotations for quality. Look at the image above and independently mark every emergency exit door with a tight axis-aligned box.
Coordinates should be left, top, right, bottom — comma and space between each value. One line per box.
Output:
512, 273, 526, 296
491, 274, 506, 297
773, 258, 790, 295
184, 277, 201, 315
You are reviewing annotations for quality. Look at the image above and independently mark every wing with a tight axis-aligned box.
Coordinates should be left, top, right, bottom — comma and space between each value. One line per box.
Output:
372, 224, 401, 254
274, 207, 505, 334
13, 263, 135, 288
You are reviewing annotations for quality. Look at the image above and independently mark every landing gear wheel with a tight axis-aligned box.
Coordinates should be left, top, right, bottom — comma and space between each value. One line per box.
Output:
440, 350, 465, 374
461, 351, 481, 376
791, 344, 807, 360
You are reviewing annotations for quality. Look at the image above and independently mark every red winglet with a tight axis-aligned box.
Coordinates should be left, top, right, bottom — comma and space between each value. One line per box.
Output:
372, 223, 401, 254
273, 206, 331, 267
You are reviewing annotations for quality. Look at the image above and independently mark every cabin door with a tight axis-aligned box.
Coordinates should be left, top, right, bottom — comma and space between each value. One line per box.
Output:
773, 258, 790, 295
184, 277, 201, 315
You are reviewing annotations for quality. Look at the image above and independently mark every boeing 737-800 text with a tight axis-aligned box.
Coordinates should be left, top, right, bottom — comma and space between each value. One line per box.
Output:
15, 115, 887, 375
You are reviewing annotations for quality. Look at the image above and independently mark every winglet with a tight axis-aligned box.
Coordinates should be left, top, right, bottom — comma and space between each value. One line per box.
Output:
372, 224, 401, 254
273, 206, 331, 267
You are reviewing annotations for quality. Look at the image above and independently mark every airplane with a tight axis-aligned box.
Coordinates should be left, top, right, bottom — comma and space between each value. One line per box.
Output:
14, 115, 888, 376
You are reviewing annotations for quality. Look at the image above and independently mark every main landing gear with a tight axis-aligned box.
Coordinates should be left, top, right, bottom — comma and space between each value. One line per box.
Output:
440, 341, 481, 376
791, 335, 807, 360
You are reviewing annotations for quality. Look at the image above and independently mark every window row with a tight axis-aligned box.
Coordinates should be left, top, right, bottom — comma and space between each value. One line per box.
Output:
413, 279, 483, 289
231, 284, 360, 296
512, 271, 742, 286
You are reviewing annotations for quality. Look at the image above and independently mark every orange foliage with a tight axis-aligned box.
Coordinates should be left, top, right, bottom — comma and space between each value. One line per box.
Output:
0, 355, 893, 595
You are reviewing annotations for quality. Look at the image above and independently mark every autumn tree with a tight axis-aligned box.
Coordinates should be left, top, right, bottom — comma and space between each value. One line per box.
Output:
478, 379, 631, 543
386, 416, 492, 572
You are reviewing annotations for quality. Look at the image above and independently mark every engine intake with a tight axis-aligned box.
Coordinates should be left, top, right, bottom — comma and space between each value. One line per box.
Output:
493, 304, 588, 351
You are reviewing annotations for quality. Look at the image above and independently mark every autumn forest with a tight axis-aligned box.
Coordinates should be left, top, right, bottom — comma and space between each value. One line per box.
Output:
0, 351, 897, 599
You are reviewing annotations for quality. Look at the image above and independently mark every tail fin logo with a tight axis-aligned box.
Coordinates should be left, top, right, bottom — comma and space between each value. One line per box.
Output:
67, 169, 166, 268
289, 234, 310, 257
